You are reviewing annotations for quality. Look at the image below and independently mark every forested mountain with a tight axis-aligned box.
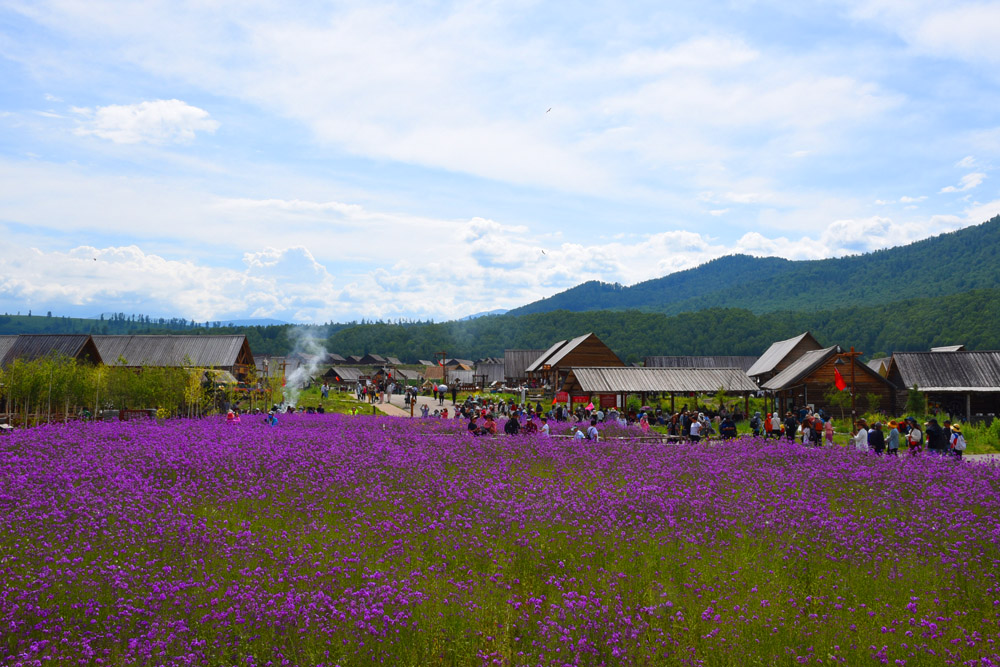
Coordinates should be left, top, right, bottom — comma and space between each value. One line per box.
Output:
508, 214, 1000, 317
325, 287, 1000, 363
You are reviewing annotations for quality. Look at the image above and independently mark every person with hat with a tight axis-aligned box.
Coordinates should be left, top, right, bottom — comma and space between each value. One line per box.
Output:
949, 423, 967, 459
886, 420, 900, 456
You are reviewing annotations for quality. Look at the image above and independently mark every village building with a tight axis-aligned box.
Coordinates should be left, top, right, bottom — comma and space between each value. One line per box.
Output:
762, 345, 896, 416
560, 366, 758, 412
0, 334, 103, 367
746, 332, 824, 385
886, 350, 1000, 422
504, 349, 546, 386
644, 355, 758, 373
526, 333, 624, 389
92, 335, 255, 382
474, 357, 505, 386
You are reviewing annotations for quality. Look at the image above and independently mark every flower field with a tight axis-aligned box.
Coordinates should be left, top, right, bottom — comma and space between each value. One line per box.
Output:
2, 416, 999, 666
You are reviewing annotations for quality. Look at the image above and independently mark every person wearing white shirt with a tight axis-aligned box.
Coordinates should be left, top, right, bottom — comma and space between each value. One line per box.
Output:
689, 419, 703, 442
852, 421, 869, 452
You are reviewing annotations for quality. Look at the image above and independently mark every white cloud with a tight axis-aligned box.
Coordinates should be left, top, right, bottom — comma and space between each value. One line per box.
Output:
941, 172, 986, 193
899, 195, 927, 203
73, 99, 219, 144
957, 155, 976, 168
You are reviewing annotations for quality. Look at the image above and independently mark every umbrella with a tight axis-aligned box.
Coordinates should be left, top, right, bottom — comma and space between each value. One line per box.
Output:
438, 384, 449, 392
641, 406, 652, 411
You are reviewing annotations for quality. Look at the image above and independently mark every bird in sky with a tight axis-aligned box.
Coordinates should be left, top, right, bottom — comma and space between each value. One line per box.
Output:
546, 108, 551, 113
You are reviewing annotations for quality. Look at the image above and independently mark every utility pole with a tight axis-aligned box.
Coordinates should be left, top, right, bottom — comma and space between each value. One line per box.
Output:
834, 346, 863, 418
438, 350, 448, 387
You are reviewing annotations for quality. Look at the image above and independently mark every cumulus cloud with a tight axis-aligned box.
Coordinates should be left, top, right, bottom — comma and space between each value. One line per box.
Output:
941, 172, 986, 193
1, 202, 995, 322
73, 99, 219, 144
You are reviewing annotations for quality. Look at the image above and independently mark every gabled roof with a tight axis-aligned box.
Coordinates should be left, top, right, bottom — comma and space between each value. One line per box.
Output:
564, 367, 758, 394
385, 356, 403, 366
325, 352, 347, 363
645, 356, 758, 373
360, 353, 387, 364
0, 334, 102, 367
888, 351, 1000, 392
525, 339, 572, 373
346, 355, 364, 364
323, 366, 362, 382
418, 359, 437, 367
445, 358, 474, 368
867, 357, 891, 375
930, 345, 966, 352
526, 333, 616, 372
762, 346, 839, 391
93, 335, 250, 368
747, 332, 822, 377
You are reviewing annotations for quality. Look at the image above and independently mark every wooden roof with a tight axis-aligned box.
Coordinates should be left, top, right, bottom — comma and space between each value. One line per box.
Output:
747, 332, 822, 378
562, 367, 758, 394
930, 345, 966, 352
322, 366, 362, 382
360, 353, 387, 364
385, 356, 403, 366
93, 335, 252, 369
887, 351, 1000, 392
645, 355, 758, 372
0, 334, 102, 367
526, 333, 622, 372
763, 346, 894, 392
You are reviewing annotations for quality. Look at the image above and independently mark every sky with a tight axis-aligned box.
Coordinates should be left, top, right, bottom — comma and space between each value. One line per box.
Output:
1, 0, 999, 324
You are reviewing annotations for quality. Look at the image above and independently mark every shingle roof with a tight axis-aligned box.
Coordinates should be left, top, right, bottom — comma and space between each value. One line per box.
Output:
645, 355, 758, 372
746, 332, 820, 377
93, 335, 249, 368
762, 346, 838, 390
0, 334, 102, 367
323, 366, 362, 382
889, 351, 1000, 392
565, 367, 758, 393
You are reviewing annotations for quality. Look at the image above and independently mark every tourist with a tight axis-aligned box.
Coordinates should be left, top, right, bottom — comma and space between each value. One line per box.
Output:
906, 417, 923, 455
586, 419, 599, 441
886, 421, 900, 456
868, 422, 885, 455
925, 419, 946, 455
950, 423, 967, 459
824, 418, 835, 447
852, 420, 869, 452
720, 415, 737, 440
540, 416, 550, 436
689, 416, 702, 443
504, 416, 520, 436
524, 416, 538, 435
750, 411, 763, 437
784, 412, 798, 442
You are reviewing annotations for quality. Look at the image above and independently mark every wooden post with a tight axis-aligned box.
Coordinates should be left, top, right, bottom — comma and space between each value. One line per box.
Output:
967, 393, 972, 423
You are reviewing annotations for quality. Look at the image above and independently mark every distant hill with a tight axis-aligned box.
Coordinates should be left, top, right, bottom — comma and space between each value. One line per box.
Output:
508, 214, 1000, 317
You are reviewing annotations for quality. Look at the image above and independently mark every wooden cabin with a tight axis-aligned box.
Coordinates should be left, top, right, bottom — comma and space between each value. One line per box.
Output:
525, 333, 624, 389
0, 334, 103, 367
886, 351, 1000, 422
92, 335, 255, 381
762, 346, 896, 416
746, 332, 823, 385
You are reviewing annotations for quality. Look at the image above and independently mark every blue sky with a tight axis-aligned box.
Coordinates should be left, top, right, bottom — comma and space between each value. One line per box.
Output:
1, 0, 999, 323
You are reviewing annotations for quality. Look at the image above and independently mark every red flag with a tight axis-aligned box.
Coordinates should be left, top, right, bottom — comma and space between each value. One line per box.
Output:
551, 396, 557, 405
834, 367, 847, 391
